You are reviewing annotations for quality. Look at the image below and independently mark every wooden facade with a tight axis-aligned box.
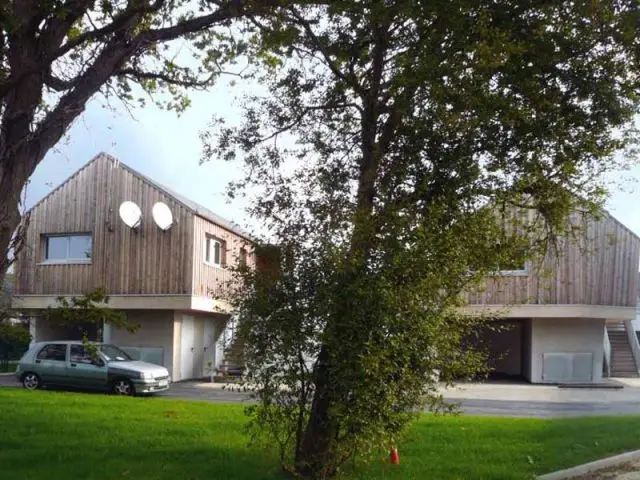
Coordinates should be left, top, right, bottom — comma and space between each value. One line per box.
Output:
191, 215, 251, 298
464, 212, 640, 308
15, 154, 252, 299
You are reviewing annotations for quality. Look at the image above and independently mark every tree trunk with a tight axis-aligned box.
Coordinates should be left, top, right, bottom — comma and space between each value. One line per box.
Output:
0, 160, 27, 279
295, 345, 339, 478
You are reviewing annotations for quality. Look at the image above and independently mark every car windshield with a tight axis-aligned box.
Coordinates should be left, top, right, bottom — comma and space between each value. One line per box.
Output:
100, 344, 132, 362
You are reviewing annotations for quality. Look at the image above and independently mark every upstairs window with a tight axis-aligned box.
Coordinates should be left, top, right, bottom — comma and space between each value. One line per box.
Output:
205, 236, 224, 267
239, 248, 248, 267
44, 234, 92, 264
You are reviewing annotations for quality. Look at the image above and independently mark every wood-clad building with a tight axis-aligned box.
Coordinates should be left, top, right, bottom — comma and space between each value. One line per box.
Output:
12, 153, 640, 385
13, 153, 253, 381
463, 210, 640, 385
463, 212, 639, 309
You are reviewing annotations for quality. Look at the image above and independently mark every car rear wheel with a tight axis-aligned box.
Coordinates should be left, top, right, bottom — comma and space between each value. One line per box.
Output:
112, 378, 135, 396
22, 373, 40, 390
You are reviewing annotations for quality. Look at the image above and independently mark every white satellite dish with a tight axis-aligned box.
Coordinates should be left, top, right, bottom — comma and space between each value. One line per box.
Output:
119, 201, 142, 229
152, 202, 173, 231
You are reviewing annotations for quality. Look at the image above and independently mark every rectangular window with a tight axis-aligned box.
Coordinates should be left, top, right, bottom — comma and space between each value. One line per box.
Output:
204, 236, 224, 266
497, 247, 528, 276
44, 234, 92, 263
239, 248, 248, 267
36, 344, 67, 362
70, 345, 93, 364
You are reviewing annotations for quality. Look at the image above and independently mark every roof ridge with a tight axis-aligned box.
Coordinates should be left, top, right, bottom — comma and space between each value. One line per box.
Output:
27, 152, 254, 241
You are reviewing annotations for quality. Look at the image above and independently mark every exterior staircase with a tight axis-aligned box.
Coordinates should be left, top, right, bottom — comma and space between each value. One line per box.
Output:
214, 316, 246, 382
606, 321, 639, 378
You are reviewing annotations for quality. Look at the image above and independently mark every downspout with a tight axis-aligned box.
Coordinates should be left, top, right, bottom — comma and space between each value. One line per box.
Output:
623, 319, 640, 375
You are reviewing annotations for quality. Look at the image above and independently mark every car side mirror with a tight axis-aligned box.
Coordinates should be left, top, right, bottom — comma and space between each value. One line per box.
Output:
93, 358, 105, 367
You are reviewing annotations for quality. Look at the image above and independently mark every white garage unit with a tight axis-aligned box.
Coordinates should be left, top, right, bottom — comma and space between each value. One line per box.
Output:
105, 310, 230, 382
529, 317, 605, 384
180, 315, 196, 380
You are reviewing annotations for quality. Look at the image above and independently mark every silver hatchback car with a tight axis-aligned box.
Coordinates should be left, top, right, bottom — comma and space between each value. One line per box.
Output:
16, 341, 171, 395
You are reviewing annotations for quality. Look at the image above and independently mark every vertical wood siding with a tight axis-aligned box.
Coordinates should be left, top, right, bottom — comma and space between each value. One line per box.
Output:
191, 215, 253, 298
464, 212, 640, 307
16, 155, 194, 295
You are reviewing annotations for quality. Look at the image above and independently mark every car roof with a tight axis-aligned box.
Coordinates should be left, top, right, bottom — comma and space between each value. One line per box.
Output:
33, 341, 105, 346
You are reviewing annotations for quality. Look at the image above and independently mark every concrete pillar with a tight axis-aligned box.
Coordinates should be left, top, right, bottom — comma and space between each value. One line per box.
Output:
29, 317, 37, 345
103, 322, 112, 344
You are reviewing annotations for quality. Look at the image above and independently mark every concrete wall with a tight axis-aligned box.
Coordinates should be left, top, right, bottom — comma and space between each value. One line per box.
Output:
32, 317, 68, 342
530, 317, 605, 383
110, 310, 175, 379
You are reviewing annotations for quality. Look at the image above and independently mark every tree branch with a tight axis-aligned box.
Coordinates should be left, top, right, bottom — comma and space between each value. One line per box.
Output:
287, 7, 364, 96
116, 67, 216, 88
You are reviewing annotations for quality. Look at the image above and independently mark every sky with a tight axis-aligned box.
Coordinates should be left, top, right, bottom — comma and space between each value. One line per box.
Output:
25, 80, 640, 237
27, 78, 256, 231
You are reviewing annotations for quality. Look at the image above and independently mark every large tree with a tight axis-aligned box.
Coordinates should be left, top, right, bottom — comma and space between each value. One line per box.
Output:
206, 0, 640, 477
0, 0, 292, 278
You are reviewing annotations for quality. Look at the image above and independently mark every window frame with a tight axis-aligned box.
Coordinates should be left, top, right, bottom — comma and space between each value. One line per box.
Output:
41, 233, 93, 265
204, 235, 224, 267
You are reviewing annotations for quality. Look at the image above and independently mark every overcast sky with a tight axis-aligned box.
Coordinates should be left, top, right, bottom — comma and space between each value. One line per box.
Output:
26, 80, 640, 237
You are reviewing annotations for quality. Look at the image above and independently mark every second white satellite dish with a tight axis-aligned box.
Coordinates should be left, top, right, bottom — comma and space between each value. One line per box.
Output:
152, 202, 173, 230
119, 201, 142, 229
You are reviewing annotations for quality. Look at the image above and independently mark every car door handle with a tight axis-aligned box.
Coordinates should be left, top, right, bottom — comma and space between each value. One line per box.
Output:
70, 363, 77, 367
35, 360, 41, 364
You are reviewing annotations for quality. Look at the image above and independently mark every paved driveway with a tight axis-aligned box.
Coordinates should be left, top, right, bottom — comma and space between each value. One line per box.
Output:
3, 374, 640, 418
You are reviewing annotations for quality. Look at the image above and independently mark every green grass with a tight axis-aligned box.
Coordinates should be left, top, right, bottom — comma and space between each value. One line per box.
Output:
2, 389, 640, 479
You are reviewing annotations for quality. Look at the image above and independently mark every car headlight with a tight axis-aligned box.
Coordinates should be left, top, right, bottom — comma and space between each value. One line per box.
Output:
139, 372, 153, 380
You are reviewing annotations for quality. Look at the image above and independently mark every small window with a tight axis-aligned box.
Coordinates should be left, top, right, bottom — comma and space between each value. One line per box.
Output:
239, 248, 248, 267
70, 345, 93, 364
36, 344, 67, 362
205, 236, 224, 266
44, 234, 92, 263
496, 246, 528, 275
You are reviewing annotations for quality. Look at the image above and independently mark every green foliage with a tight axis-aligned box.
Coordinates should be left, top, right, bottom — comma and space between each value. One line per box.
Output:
0, 322, 31, 364
44, 287, 138, 349
206, 1, 640, 478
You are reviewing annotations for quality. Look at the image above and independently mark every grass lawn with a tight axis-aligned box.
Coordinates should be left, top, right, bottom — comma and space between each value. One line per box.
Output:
2, 389, 640, 479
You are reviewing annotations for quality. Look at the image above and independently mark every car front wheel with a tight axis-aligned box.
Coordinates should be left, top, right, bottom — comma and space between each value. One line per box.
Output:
112, 378, 135, 396
22, 373, 41, 390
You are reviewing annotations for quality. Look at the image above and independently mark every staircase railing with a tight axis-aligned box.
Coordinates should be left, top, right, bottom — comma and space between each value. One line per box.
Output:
603, 326, 611, 378
624, 319, 640, 375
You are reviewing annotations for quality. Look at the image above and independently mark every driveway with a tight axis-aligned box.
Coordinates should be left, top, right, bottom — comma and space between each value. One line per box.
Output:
3, 374, 640, 418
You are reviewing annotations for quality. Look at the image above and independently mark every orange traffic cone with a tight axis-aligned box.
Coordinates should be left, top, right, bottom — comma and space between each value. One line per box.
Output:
390, 448, 400, 465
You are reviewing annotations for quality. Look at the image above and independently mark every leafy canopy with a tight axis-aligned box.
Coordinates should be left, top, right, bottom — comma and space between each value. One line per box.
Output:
206, 0, 640, 478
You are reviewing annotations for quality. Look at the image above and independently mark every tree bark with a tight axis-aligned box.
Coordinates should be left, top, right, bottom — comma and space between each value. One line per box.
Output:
295, 345, 338, 478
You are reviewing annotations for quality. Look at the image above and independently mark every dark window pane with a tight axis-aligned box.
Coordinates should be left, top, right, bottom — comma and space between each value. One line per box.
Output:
46, 237, 67, 260
69, 235, 92, 259
239, 248, 247, 267
37, 344, 67, 361
205, 238, 212, 263
214, 241, 221, 265
70, 345, 92, 364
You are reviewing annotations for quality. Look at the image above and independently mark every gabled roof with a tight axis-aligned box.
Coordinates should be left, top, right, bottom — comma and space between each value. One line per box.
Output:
28, 152, 254, 241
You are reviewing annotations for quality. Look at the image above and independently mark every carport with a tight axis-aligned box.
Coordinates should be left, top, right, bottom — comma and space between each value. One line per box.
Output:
478, 319, 531, 381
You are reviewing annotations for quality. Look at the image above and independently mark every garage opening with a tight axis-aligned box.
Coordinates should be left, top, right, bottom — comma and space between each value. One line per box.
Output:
476, 319, 531, 382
